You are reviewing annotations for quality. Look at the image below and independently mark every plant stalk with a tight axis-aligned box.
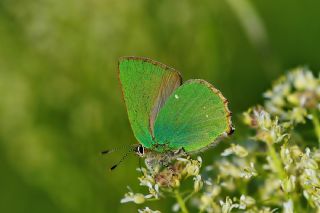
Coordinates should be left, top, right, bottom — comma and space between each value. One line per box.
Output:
174, 189, 189, 213
266, 141, 286, 179
311, 110, 320, 146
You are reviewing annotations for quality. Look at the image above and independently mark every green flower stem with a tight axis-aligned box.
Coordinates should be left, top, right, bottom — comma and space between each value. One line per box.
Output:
266, 141, 286, 179
183, 191, 196, 202
174, 189, 189, 213
311, 110, 320, 145
266, 142, 299, 208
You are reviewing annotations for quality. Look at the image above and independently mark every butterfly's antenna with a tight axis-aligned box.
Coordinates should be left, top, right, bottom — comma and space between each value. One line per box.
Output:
101, 144, 134, 155
109, 146, 136, 171
138, 157, 144, 175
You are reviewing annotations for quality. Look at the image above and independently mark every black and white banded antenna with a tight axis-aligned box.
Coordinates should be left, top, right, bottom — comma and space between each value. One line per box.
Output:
101, 144, 138, 171
100, 144, 132, 155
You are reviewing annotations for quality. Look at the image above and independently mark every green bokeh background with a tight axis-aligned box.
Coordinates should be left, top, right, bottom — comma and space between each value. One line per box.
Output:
1, 0, 320, 212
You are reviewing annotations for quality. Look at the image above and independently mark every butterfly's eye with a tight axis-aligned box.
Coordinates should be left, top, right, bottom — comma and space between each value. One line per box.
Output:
134, 144, 145, 157
138, 145, 144, 155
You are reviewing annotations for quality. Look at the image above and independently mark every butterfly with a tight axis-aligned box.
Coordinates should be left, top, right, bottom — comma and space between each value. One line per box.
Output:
104, 57, 233, 170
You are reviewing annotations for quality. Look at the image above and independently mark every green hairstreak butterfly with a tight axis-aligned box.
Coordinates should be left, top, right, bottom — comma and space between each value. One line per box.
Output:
104, 57, 233, 170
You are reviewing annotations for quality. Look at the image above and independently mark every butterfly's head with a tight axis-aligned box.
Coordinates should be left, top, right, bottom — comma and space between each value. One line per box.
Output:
101, 144, 147, 171
134, 144, 146, 157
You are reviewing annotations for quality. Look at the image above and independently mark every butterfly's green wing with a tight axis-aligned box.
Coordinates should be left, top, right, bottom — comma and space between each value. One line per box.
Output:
154, 79, 233, 152
118, 57, 182, 148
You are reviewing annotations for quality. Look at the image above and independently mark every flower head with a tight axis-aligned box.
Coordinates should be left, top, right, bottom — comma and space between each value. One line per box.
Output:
120, 192, 146, 204
243, 107, 291, 144
221, 144, 248, 158
239, 195, 256, 209
283, 200, 294, 213
138, 207, 161, 213
220, 197, 240, 213
240, 162, 258, 179
193, 175, 203, 192
264, 67, 320, 123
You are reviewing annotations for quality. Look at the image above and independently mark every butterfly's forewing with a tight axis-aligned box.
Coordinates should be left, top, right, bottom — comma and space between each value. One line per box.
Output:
154, 79, 233, 152
118, 57, 182, 148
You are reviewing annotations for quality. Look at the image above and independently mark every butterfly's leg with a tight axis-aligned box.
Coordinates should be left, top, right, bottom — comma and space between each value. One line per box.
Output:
138, 158, 144, 176
180, 147, 187, 155
173, 147, 188, 158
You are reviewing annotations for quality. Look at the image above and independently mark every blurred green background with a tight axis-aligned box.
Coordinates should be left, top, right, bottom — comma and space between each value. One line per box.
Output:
1, 0, 320, 212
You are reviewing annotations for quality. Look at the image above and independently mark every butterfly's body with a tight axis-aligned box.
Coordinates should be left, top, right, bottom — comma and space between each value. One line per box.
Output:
142, 146, 187, 171
118, 56, 233, 167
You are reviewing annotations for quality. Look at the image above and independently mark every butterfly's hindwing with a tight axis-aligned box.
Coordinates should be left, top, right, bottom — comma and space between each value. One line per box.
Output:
154, 79, 232, 152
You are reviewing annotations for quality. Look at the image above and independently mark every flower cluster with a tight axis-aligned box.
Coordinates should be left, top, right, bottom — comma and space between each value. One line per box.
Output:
243, 106, 291, 144
264, 67, 320, 124
138, 207, 161, 213
121, 156, 203, 212
120, 68, 320, 212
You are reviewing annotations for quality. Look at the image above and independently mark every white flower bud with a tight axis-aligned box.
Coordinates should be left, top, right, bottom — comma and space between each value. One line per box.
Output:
240, 162, 258, 179
305, 159, 318, 170
220, 197, 239, 213
287, 94, 300, 106
240, 195, 256, 209
289, 145, 302, 159
221, 144, 248, 158
312, 150, 320, 162
281, 175, 296, 193
172, 203, 180, 212
185, 159, 201, 177
138, 207, 161, 213
283, 199, 294, 213
280, 146, 293, 167
133, 193, 145, 204
193, 175, 203, 192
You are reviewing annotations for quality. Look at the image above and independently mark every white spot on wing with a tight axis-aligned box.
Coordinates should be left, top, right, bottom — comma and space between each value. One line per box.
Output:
175, 94, 179, 99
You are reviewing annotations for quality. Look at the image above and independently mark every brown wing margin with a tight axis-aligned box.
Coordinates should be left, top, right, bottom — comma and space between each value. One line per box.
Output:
183, 79, 234, 136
